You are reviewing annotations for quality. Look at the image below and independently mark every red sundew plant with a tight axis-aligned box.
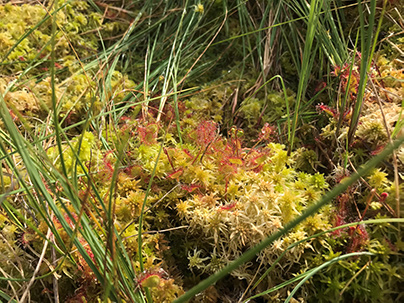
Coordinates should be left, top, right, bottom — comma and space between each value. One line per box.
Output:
17, 230, 36, 249
118, 116, 135, 135
50, 213, 97, 280
182, 148, 194, 159
180, 183, 201, 193
379, 192, 388, 202
101, 150, 115, 179
167, 168, 184, 180
227, 126, 244, 156
347, 224, 369, 253
218, 201, 237, 211
329, 171, 376, 253
173, 135, 333, 296
316, 103, 337, 118
163, 147, 177, 171
138, 123, 159, 145
210, 146, 242, 186
369, 144, 386, 156
186, 124, 276, 191
164, 147, 187, 181
195, 120, 218, 147
256, 122, 277, 143
243, 147, 272, 171
316, 103, 351, 121
331, 214, 346, 237
123, 164, 145, 179
331, 62, 360, 99
76, 237, 97, 276
136, 268, 168, 289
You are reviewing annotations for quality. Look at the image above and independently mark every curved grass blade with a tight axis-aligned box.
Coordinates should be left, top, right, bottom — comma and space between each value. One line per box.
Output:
251, 217, 404, 293
244, 251, 373, 302
284, 252, 374, 303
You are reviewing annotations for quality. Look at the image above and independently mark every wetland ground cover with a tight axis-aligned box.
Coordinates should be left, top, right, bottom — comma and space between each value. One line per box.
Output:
0, 0, 403, 302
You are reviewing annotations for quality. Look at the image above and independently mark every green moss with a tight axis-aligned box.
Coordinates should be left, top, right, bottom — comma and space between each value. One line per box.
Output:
239, 89, 296, 128
307, 232, 403, 303
47, 131, 96, 174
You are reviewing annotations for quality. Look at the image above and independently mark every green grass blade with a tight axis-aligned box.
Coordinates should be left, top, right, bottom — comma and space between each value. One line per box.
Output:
245, 251, 373, 302
289, 0, 322, 152
285, 252, 374, 303
347, 0, 377, 144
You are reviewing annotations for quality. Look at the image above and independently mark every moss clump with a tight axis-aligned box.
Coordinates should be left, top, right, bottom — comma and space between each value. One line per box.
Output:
0, 68, 134, 127
0, 1, 103, 76
47, 131, 97, 174
0, 1, 135, 127
239, 89, 296, 128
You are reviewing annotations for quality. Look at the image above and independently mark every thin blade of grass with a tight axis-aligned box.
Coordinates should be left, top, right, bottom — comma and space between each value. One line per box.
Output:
347, 0, 377, 144
289, 0, 322, 153
285, 252, 374, 303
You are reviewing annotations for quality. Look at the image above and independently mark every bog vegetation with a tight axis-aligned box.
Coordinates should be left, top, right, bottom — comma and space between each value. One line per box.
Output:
0, 0, 403, 302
